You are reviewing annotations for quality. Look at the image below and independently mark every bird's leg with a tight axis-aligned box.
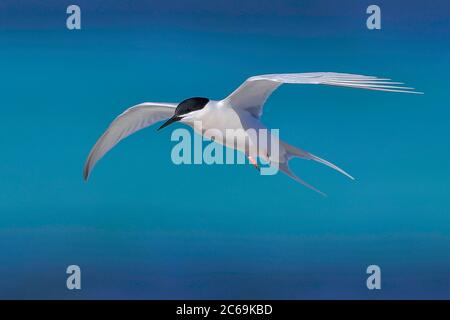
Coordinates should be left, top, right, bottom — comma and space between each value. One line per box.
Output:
266, 152, 272, 166
248, 156, 260, 172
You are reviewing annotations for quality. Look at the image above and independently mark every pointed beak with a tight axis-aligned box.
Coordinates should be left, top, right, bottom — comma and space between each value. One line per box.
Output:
158, 115, 181, 131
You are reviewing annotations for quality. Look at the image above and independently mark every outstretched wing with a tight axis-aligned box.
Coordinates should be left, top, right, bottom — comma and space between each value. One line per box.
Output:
223, 72, 422, 118
83, 102, 177, 180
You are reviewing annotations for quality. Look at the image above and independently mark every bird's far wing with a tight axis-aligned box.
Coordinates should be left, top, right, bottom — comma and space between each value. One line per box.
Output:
83, 102, 177, 180
223, 72, 422, 118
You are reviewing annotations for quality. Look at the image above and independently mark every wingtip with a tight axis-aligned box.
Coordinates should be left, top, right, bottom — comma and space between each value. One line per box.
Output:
83, 165, 90, 182
318, 190, 328, 197
347, 173, 355, 181
402, 89, 424, 95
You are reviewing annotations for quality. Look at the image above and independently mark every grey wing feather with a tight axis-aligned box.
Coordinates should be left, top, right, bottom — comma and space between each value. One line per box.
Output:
224, 72, 422, 118
223, 79, 281, 118
83, 102, 176, 180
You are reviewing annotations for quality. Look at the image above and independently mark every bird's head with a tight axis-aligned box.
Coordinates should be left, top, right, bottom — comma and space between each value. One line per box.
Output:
158, 97, 209, 130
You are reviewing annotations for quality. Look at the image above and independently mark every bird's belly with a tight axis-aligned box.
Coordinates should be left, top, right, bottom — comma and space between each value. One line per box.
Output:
205, 129, 250, 153
192, 108, 276, 160
193, 108, 251, 153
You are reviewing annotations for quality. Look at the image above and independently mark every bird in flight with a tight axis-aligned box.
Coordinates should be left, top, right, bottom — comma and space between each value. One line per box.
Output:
83, 72, 420, 194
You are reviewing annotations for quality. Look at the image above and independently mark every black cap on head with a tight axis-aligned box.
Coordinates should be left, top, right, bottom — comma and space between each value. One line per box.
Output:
158, 97, 209, 131
175, 97, 209, 116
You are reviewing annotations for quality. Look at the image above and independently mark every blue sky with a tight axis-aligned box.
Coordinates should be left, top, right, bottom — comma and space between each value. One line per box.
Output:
0, 0, 449, 299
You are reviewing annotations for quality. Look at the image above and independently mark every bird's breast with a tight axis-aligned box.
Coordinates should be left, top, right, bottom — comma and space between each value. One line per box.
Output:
191, 106, 272, 158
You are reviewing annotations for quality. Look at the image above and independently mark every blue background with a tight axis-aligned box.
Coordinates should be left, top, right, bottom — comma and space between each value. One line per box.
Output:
0, 0, 449, 299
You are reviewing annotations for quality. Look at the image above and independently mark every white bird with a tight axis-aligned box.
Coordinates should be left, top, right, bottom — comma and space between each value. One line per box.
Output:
83, 72, 421, 194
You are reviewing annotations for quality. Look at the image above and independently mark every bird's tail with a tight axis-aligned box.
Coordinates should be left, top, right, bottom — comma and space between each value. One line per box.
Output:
279, 141, 354, 196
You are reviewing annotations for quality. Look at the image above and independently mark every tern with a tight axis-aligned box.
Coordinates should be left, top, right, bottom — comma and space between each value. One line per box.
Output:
83, 72, 420, 194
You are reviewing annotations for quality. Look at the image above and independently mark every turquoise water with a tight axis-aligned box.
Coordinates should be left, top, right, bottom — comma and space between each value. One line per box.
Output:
0, 1, 449, 298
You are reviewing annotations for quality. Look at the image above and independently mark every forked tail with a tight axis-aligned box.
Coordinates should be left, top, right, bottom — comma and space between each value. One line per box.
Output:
279, 141, 354, 196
